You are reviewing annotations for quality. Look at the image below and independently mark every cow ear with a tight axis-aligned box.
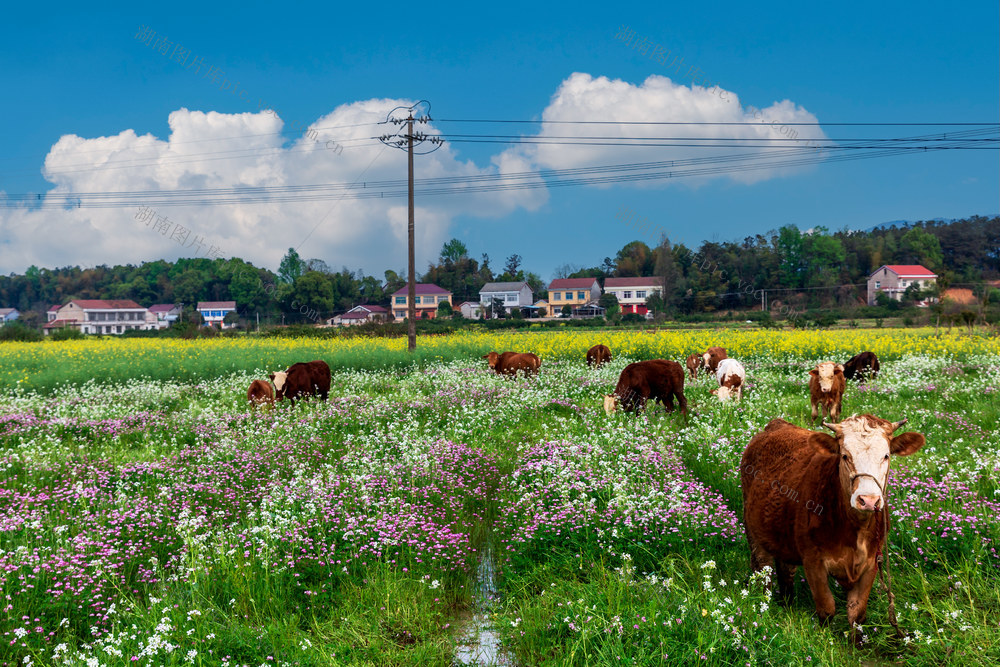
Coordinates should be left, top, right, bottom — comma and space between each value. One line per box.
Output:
710, 388, 718, 394
268, 373, 274, 382
835, 364, 845, 375
809, 369, 819, 377
890, 431, 926, 457
808, 432, 839, 455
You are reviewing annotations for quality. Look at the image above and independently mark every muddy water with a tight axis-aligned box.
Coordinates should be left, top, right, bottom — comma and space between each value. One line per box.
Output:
453, 544, 514, 666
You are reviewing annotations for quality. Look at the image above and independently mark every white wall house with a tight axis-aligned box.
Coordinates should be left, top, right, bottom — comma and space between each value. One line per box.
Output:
197, 301, 238, 328
604, 277, 665, 315
479, 281, 534, 316
328, 304, 389, 326
458, 301, 483, 319
148, 304, 182, 329
43, 300, 156, 335
867, 265, 938, 305
0, 308, 19, 326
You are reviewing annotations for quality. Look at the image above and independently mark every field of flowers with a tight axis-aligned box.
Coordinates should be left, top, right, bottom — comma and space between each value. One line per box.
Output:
1, 329, 998, 665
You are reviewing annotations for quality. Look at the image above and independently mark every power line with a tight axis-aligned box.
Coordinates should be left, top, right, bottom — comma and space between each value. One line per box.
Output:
1, 129, 994, 209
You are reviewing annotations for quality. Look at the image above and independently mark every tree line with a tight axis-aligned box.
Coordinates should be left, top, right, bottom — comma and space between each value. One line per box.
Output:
1, 215, 996, 328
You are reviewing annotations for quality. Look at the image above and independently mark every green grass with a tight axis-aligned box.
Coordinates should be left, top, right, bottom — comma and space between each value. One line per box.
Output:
0, 334, 998, 665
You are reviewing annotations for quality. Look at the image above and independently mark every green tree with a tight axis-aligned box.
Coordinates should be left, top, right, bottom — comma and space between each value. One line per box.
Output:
491, 297, 506, 319
900, 227, 944, 271
289, 271, 335, 322
440, 239, 469, 264
437, 300, 453, 317
278, 248, 306, 284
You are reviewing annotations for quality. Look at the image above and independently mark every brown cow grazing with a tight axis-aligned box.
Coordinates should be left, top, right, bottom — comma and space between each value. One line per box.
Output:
702, 346, 728, 376
685, 353, 704, 382
740, 415, 925, 635
586, 344, 612, 368
247, 379, 274, 408
843, 351, 880, 382
809, 362, 845, 423
603, 359, 687, 416
270, 360, 331, 406
482, 351, 541, 378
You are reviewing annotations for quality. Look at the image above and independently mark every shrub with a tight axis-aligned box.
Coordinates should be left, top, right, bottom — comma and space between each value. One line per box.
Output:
49, 327, 84, 341
0, 322, 42, 342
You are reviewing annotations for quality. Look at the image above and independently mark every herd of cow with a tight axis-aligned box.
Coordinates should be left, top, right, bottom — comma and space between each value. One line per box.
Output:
245, 346, 915, 637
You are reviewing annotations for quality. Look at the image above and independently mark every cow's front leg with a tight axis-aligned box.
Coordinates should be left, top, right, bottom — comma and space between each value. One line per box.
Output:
802, 559, 836, 622
810, 400, 819, 424
845, 565, 878, 629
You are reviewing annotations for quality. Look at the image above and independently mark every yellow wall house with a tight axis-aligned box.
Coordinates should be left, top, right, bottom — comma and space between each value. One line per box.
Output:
390, 284, 453, 321
547, 278, 602, 317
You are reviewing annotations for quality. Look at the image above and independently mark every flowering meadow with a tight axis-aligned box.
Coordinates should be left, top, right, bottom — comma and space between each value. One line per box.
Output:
1, 329, 998, 665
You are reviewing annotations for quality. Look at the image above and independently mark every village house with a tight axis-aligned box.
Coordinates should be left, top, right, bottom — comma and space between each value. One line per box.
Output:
197, 301, 238, 328
548, 278, 602, 317
867, 265, 938, 305
458, 301, 483, 319
479, 281, 534, 317
44, 300, 156, 335
603, 277, 664, 316
0, 308, 19, 326
389, 284, 452, 321
148, 304, 182, 329
327, 304, 389, 326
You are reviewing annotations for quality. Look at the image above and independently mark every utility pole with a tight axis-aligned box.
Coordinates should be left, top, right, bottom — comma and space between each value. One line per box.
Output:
406, 113, 416, 351
378, 101, 442, 352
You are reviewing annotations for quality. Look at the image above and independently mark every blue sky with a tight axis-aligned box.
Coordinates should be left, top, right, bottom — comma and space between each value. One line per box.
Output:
0, 0, 997, 279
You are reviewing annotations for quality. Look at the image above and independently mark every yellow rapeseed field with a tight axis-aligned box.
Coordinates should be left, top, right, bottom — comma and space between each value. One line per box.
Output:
0, 327, 996, 392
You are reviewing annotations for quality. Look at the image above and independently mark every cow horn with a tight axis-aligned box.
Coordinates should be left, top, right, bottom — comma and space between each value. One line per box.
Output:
822, 421, 840, 433
891, 418, 908, 432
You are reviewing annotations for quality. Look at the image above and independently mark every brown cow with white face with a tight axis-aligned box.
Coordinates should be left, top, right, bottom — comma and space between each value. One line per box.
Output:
269, 360, 331, 406
740, 415, 925, 634
702, 347, 728, 376
603, 359, 687, 416
809, 362, 845, 423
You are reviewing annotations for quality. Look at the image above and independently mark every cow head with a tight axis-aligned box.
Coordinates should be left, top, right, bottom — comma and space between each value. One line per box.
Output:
712, 386, 733, 401
482, 352, 500, 369
602, 394, 618, 415
809, 362, 844, 392
809, 415, 925, 514
270, 371, 288, 400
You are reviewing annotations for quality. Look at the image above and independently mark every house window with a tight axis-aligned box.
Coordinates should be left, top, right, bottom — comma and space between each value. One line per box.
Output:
636, 290, 646, 299
553, 293, 561, 301
622, 291, 632, 299
577, 291, 586, 300
439, 296, 449, 303
414, 296, 422, 304
395, 296, 406, 305
506, 293, 517, 302
875, 281, 881, 289
395, 310, 406, 318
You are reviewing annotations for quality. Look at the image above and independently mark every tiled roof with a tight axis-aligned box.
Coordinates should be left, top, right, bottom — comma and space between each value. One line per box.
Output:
604, 277, 665, 288
390, 284, 450, 296
480, 281, 530, 292
69, 299, 144, 310
197, 301, 237, 310
874, 265, 937, 278
549, 278, 599, 289
148, 304, 180, 313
